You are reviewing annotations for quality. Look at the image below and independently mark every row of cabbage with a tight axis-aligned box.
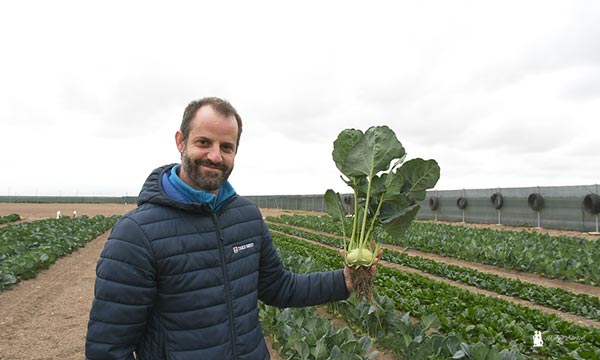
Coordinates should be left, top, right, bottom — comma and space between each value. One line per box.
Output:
259, 300, 374, 360
0, 213, 20, 225
266, 222, 600, 322
265, 233, 522, 359
266, 215, 600, 359
267, 215, 600, 286
0, 215, 120, 291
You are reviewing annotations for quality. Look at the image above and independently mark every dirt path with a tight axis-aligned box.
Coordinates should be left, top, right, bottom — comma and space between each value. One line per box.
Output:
0, 231, 109, 359
1, 204, 598, 359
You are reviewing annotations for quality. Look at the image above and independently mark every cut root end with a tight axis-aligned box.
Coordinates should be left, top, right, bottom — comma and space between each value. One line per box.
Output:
349, 266, 374, 302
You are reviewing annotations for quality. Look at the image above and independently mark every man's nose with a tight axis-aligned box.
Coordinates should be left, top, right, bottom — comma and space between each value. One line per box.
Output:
207, 145, 223, 163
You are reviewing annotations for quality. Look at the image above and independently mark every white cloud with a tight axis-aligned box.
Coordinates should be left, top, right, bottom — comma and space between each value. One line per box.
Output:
1, 0, 599, 196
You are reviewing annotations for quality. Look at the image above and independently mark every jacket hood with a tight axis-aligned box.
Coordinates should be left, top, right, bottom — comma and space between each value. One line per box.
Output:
137, 164, 175, 206
136, 164, 209, 212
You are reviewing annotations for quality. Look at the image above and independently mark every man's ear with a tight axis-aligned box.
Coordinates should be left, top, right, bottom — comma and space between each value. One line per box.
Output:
175, 131, 185, 154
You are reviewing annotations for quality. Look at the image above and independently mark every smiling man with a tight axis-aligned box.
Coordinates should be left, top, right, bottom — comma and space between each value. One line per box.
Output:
85, 97, 377, 360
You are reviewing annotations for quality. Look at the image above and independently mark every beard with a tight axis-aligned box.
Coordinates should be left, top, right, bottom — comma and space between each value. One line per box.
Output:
181, 153, 233, 192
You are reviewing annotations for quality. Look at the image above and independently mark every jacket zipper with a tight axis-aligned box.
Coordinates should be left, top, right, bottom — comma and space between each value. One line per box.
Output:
213, 212, 239, 360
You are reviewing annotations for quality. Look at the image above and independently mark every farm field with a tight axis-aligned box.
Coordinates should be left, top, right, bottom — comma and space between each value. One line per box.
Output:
0, 203, 599, 359
0, 203, 287, 360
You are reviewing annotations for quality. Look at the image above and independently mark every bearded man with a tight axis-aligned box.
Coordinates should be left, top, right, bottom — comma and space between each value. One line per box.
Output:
85, 97, 379, 360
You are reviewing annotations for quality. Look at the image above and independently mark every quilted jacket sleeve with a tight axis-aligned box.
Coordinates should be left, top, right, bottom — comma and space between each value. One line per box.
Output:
257, 223, 349, 307
85, 216, 157, 359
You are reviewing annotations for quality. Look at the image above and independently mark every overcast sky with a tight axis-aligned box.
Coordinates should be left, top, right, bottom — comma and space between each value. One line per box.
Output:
1, 1, 599, 197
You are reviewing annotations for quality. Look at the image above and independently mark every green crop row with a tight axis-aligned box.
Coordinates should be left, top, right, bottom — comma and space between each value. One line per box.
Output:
267, 214, 600, 286
0, 213, 20, 225
270, 230, 600, 358
0, 215, 120, 291
260, 242, 376, 360
273, 233, 523, 360
259, 302, 375, 360
267, 222, 600, 322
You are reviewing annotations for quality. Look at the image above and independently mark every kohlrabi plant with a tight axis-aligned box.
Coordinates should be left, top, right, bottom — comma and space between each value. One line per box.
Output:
325, 125, 440, 300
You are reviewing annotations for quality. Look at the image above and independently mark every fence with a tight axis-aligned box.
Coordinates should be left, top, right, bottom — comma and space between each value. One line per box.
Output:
246, 185, 600, 233
0, 195, 137, 204
2, 184, 599, 233
419, 185, 600, 233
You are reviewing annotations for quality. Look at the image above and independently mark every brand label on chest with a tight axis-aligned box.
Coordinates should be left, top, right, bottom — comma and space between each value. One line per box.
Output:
233, 242, 255, 253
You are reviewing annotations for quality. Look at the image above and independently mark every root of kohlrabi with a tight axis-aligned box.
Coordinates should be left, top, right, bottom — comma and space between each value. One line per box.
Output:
349, 266, 374, 302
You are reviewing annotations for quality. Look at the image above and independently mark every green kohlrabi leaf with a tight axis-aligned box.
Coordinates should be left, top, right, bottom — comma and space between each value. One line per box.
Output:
332, 129, 364, 174
324, 190, 346, 225
340, 126, 405, 178
380, 204, 421, 239
397, 158, 441, 201
381, 169, 405, 202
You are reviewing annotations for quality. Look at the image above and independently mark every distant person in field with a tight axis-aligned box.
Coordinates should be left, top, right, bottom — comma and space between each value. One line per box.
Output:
85, 97, 381, 360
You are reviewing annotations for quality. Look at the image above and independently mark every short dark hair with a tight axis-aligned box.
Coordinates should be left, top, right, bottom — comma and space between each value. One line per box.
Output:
180, 97, 243, 149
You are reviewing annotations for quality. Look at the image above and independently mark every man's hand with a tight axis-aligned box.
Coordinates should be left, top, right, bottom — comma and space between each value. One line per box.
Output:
340, 242, 383, 293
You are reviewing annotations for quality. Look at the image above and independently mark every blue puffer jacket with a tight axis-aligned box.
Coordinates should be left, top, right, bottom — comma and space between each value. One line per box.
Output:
86, 164, 349, 359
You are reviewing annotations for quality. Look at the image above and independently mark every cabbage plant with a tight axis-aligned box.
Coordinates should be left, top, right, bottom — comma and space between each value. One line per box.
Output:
325, 125, 440, 300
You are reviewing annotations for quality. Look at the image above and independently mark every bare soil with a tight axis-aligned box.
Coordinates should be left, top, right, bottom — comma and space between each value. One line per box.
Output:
0, 204, 598, 359
0, 202, 137, 222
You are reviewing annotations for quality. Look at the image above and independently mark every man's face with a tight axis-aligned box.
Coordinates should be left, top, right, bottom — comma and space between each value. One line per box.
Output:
175, 105, 238, 194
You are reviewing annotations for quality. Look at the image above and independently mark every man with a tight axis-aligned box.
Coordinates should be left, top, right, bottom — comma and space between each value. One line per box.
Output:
85, 97, 379, 359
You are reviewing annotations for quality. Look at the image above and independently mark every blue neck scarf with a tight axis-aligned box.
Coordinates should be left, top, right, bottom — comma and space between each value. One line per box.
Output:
163, 165, 236, 211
